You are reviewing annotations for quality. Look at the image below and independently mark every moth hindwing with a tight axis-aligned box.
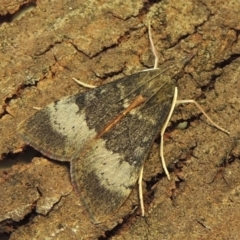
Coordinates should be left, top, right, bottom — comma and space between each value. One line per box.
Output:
18, 56, 191, 223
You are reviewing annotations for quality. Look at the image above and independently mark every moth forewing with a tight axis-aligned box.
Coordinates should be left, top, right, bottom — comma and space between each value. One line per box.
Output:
69, 58, 195, 223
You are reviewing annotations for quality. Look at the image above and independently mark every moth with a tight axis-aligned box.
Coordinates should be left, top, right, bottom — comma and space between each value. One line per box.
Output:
18, 26, 229, 224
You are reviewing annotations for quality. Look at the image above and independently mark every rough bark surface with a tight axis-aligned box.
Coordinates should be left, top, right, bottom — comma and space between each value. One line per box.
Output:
0, 0, 240, 239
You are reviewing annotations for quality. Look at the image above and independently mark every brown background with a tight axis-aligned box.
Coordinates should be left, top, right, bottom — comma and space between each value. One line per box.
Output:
0, 0, 240, 239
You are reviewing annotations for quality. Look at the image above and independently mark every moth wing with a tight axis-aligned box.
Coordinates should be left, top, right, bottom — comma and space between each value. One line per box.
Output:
71, 138, 141, 224
18, 95, 97, 161
18, 70, 166, 161
18, 69, 175, 223
71, 85, 174, 223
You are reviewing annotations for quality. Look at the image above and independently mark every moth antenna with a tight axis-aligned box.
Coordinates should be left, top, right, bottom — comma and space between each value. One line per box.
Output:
148, 22, 159, 69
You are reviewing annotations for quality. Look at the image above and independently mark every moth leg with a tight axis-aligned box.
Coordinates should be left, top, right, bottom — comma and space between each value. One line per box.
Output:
30, 78, 95, 110
137, 88, 178, 213
176, 99, 230, 135
72, 77, 96, 89
32, 78, 96, 110
138, 165, 145, 216
160, 87, 179, 180
137, 88, 177, 216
